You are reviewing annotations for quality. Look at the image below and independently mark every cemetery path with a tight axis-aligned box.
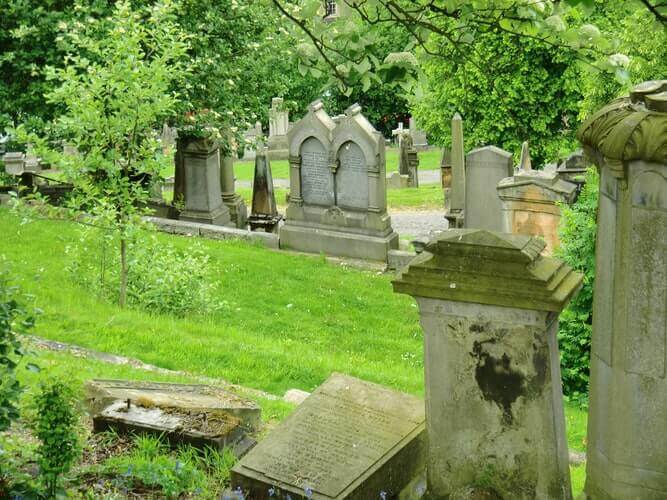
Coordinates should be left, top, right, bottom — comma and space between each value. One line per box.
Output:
236, 169, 442, 190
390, 209, 448, 239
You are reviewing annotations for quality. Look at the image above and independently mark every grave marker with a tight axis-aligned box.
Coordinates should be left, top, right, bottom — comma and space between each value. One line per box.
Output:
231, 373, 426, 499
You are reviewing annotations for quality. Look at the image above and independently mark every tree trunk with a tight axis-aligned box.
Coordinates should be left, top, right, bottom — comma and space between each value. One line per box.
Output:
119, 237, 128, 308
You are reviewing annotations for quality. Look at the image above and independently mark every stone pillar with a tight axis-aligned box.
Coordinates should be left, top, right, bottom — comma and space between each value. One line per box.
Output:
577, 80, 667, 499
393, 229, 582, 499
446, 112, 465, 227
440, 148, 452, 209
175, 137, 231, 226
219, 153, 248, 229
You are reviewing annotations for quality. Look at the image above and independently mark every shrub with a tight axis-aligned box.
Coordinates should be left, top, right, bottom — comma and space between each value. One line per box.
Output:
68, 231, 221, 317
557, 167, 599, 406
32, 380, 80, 497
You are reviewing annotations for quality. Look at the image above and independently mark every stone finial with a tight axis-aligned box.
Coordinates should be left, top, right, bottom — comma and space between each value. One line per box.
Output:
345, 103, 362, 116
393, 229, 582, 312
519, 141, 532, 171
577, 80, 667, 171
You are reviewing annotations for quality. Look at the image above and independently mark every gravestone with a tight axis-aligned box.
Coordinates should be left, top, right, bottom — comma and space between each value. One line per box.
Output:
497, 169, 577, 254
161, 123, 177, 155
464, 146, 513, 231
281, 101, 399, 261
391, 122, 405, 147
393, 230, 582, 499
174, 137, 232, 226
398, 132, 419, 187
409, 116, 428, 148
242, 121, 263, 161
220, 151, 248, 229
577, 80, 667, 499
86, 379, 261, 455
230, 373, 426, 499
268, 97, 289, 161
445, 113, 465, 227
519, 140, 532, 171
248, 145, 282, 233
440, 148, 452, 209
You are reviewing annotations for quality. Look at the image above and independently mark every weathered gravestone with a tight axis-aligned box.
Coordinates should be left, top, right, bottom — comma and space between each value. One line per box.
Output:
242, 121, 263, 161
464, 146, 513, 231
399, 132, 419, 187
174, 137, 232, 226
86, 379, 261, 455
220, 151, 248, 229
248, 145, 282, 233
280, 101, 399, 261
577, 80, 667, 499
268, 97, 290, 161
496, 167, 577, 254
409, 116, 428, 148
393, 230, 582, 499
230, 373, 426, 499
445, 113, 465, 228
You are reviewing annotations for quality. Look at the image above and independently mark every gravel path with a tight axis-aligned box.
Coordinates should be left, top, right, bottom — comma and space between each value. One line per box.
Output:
389, 209, 449, 240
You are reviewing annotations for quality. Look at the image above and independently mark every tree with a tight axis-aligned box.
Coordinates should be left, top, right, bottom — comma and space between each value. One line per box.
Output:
21, 0, 190, 308
412, 27, 581, 166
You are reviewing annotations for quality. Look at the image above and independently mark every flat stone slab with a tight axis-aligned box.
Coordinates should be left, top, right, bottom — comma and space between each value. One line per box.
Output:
86, 379, 262, 431
231, 373, 426, 499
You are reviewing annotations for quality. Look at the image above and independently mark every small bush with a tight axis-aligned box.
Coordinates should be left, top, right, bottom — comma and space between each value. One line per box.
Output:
68, 231, 221, 316
557, 167, 599, 406
32, 380, 80, 498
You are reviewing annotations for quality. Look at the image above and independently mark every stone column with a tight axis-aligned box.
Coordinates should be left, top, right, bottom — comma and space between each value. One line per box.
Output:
219, 153, 248, 229
176, 137, 231, 226
393, 229, 582, 499
446, 112, 465, 227
577, 80, 667, 499
247, 147, 282, 233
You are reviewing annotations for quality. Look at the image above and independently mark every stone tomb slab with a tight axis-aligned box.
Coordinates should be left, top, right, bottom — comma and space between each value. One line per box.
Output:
231, 373, 426, 499
86, 380, 261, 456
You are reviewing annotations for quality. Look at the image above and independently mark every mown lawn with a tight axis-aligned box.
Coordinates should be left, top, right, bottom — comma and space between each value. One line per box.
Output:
232, 146, 443, 182
0, 208, 587, 495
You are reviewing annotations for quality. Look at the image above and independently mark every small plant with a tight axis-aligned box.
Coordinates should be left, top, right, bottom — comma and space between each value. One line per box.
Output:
68, 230, 221, 317
32, 380, 80, 498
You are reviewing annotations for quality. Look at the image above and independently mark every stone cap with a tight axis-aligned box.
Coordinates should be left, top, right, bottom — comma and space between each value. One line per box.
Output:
577, 80, 667, 169
497, 169, 578, 203
392, 229, 582, 312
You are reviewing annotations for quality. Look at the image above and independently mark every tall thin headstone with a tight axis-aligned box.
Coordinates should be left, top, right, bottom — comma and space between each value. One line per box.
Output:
578, 80, 667, 499
446, 112, 465, 227
393, 230, 582, 499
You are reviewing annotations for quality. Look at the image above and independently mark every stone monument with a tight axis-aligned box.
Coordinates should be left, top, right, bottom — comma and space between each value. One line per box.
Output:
445, 112, 465, 228
248, 144, 282, 233
268, 97, 290, 161
230, 373, 426, 499
174, 136, 232, 226
519, 140, 532, 171
409, 116, 428, 148
280, 101, 399, 261
497, 167, 577, 254
393, 229, 582, 499
219, 151, 248, 229
577, 80, 667, 499
464, 145, 513, 231
440, 148, 452, 209
241, 121, 263, 161
399, 132, 419, 187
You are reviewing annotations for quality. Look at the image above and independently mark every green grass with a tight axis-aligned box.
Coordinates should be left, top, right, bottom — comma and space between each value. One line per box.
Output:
0, 208, 588, 495
387, 184, 444, 210
232, 146, 443, 182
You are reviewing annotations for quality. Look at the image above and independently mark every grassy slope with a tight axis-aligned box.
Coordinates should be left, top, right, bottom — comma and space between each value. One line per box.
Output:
0, 209, 587, 494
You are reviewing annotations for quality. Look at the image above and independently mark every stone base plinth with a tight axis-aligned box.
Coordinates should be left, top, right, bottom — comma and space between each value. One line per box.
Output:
179, 205, 232, 226
280, 223, 399, 262
222, 194, 248, 229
